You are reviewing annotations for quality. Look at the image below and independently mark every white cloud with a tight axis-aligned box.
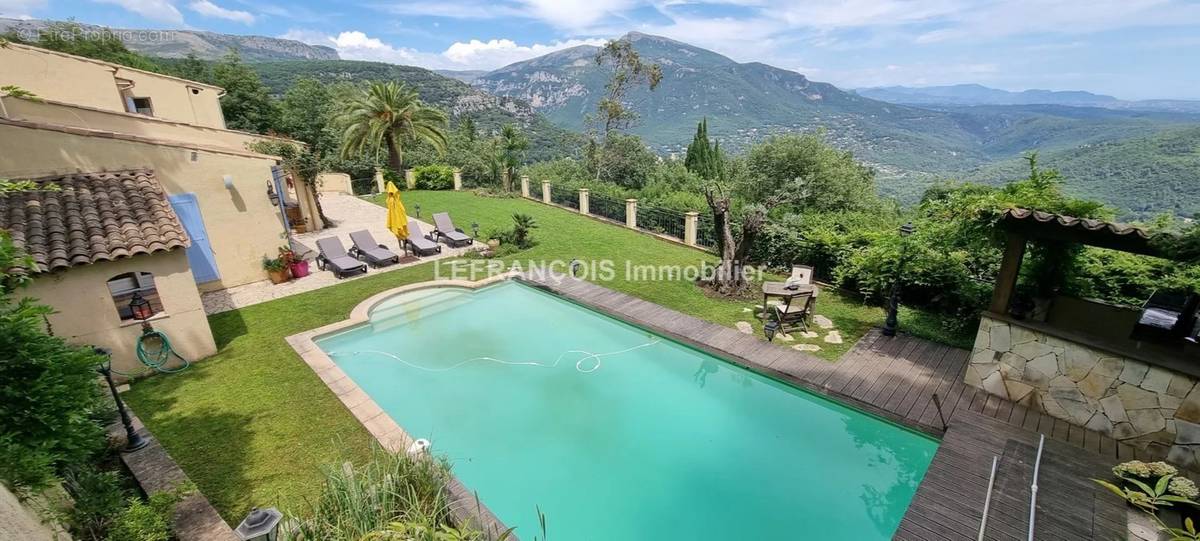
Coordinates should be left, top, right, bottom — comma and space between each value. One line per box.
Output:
442, 37, 608, 68
92, 0, 184, 24
0, 0, 45, 18
188, 0, 254, 24
280, 29, 608, 71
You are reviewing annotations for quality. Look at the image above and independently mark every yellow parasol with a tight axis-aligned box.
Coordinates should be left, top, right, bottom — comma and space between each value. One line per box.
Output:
385, 181, 409, 240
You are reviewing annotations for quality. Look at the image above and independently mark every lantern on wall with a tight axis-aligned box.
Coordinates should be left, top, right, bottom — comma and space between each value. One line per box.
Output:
235, 507, 282, 541
266, 182, 280, 207
129, 291, 154, 320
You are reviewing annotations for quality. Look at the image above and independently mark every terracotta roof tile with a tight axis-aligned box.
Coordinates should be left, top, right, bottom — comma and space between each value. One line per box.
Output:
1002, 207, 1154, 240
0, 169, 189, 273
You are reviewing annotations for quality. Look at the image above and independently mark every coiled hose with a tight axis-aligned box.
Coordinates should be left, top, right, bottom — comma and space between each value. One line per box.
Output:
111, 328, 191, 377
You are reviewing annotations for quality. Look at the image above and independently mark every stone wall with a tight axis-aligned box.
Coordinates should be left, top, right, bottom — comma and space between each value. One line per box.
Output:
966, 315, 1200, 468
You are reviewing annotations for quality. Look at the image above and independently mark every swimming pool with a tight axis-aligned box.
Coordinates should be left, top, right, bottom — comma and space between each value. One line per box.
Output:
316, 280, 937, 539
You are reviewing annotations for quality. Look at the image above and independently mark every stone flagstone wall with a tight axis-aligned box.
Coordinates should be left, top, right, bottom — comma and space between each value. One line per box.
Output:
967, 315, 1200, 468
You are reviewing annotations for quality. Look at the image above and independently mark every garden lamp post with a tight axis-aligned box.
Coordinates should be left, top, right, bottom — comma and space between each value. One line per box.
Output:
471, 221, 479, 238
882, 222, 915, 337
235, 507, 282, 541
414, 203, 421, 218
95, 347, 149, 452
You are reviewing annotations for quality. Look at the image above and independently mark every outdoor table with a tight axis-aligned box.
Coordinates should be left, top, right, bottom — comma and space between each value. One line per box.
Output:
760, 281, 816, 319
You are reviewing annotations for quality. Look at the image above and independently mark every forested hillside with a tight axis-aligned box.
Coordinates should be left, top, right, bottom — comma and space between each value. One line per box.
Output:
962, 127, 1200, 219
249, 60, 583, 162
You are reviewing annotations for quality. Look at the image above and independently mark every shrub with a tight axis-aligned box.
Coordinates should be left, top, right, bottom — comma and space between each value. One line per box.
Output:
0, 289, 106, 494
64, 469, 127, 540
413, 165, 455, 190
106, 491, 186, 541
281, 447, 460, 540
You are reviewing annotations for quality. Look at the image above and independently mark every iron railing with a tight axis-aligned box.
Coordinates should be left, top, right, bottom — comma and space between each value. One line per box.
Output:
696, 214, 717, 249
638, 205, 686, 240
550, 184, 578, 209
589, 192, 627, 223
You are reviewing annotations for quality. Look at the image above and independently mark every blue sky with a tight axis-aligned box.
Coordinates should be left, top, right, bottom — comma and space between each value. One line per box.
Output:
4, 0, 1199, 99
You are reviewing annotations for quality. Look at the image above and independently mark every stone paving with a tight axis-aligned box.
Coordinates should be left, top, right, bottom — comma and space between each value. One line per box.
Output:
201, 193, 478, 314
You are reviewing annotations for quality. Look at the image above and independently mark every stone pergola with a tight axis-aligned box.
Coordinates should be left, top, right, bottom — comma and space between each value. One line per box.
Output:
968, 208, 1200, 466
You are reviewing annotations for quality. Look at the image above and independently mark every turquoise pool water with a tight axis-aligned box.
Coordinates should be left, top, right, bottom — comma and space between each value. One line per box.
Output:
317, 281, 937, 540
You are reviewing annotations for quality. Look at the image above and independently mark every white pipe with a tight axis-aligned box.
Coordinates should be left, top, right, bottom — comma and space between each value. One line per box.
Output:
1028, 434, 1045, 541
978, 455, 999, 541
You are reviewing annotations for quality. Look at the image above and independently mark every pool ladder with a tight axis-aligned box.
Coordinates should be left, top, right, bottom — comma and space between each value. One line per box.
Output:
977, 433, 1044, 541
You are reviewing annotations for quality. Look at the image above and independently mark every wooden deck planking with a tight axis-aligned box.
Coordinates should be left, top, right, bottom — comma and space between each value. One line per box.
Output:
517, 275, 1129, 541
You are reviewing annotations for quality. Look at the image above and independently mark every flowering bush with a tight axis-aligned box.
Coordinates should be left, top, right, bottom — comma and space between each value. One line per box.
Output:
1171, 477, 1200, 500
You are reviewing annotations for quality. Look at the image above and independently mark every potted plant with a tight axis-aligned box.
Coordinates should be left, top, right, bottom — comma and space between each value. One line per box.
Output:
263, 255, 290, 284
280, 246, 310, 279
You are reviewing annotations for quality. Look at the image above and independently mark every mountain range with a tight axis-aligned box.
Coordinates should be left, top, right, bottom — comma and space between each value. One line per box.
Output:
856, 84, 1200, 114
7, 18, 1196, 218
472, 32, 1200, 217
0, 18, 338, 61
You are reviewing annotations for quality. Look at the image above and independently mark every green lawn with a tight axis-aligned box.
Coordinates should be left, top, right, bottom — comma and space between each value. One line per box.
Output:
125, 190, 970, 523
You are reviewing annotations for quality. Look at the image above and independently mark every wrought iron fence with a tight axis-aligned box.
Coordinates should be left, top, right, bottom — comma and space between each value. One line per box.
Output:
351, 177, 376, 195
695, 214, 717, 249
550, 184, 578, 209
589, 192, 626, 223
638, 205, 686, 240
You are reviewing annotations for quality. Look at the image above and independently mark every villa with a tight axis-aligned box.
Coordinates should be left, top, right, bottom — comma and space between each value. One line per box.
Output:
2, 41, 1199, 541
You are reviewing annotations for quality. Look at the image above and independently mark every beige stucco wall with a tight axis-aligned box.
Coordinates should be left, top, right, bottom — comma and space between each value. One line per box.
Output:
317, 172, 353, 194
966, 314, 1200, 468
0, 43, 225, 129
23, 251, 216, 376
0, 121, 285, 290
1, 96, 272, 152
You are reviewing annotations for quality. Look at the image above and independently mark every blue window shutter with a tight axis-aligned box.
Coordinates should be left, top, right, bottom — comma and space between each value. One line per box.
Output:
168, 193, 221, 284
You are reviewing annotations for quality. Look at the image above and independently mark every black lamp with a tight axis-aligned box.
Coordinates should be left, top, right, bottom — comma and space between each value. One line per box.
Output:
266, 182, 280, 207
882, 222, 915, 337
95, 347, 149, 452
129, 291, 154, 321
764, 320, 780, 342
414, 203, 421, 218
471, 221, 479, 238
235, 507, 282, 541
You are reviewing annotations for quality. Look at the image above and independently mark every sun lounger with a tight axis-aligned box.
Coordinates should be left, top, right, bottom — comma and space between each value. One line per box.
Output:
349, 230, 400, 267
431, 212, 473, 247
315, 237, 367, 278
403, 219, 442, 256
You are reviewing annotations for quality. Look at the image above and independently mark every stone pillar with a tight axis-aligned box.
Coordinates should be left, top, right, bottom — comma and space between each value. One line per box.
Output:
542, 181, 551, 204
684, 211, 699, 246
521, 176, 531, 198
374, 169, 385, 193
625, 199, 638, 229
405, 169, 416, 190
453, 168, 462, 191
578, 188, 590, 214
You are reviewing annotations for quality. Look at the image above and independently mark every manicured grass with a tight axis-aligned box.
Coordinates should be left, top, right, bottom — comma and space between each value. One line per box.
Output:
124, 263, 442, 523
125, 190, 971, 523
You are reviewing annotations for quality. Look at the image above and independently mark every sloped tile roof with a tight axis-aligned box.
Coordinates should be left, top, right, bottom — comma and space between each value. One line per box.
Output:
0, 169, 189, 273
1002, 208, 1154, 240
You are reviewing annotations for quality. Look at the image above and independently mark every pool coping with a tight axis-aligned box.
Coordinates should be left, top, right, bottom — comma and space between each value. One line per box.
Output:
287, 271, 944, 540
284, 272, 521, 541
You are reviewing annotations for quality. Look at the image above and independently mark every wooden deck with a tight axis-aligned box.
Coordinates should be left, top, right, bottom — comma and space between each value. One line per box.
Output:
521, 274, 1132, 540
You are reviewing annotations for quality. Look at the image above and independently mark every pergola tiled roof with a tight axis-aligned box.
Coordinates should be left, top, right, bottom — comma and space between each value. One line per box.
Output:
1000, 207, 1163, 257
0, 169, 189, 273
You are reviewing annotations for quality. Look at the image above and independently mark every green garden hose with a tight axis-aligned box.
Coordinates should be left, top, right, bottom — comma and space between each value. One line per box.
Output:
111, 328, 191, 377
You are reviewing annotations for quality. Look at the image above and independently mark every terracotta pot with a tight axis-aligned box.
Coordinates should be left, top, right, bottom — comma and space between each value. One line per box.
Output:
289, 260, 310, 278
267, 268, 290, 284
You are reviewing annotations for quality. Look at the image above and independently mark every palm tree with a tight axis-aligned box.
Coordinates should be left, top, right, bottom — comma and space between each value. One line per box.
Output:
336, 81, 448, 173
498, 124, 528, 192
